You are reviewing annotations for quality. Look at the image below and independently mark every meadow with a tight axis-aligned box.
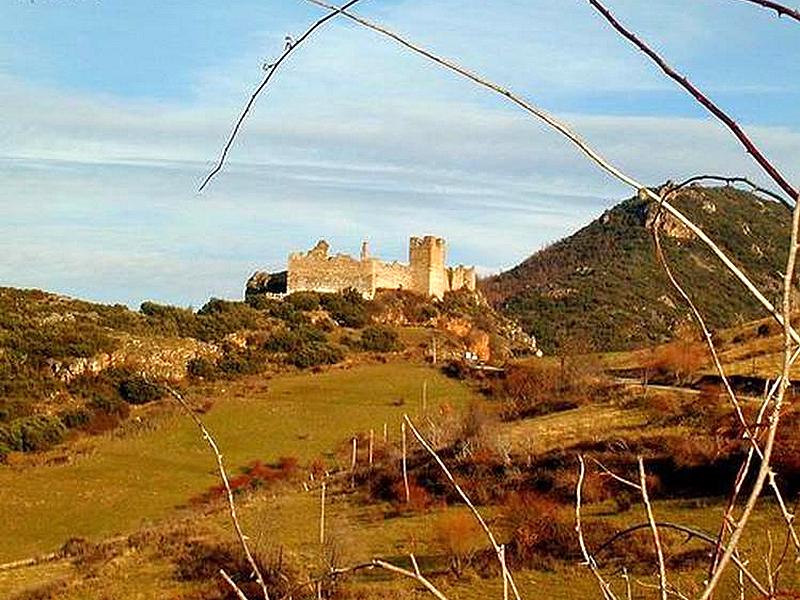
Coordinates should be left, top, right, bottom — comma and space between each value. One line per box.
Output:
0, 361, 475, 563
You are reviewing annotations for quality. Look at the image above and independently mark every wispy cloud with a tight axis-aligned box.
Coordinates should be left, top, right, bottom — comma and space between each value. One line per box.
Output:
0, 1, 798, 305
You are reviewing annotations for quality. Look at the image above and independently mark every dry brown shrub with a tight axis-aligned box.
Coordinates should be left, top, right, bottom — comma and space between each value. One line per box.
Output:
433, 511, 484, 576
391, 478, 440, 512
649, 339, 707, 385
666, 435, 725, 468
501, 492, 580, 569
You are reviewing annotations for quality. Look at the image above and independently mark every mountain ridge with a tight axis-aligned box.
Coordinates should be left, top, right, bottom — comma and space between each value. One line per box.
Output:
481, 185, 791, 352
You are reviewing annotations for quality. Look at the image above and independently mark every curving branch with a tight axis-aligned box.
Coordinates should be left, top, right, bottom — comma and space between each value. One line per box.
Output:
576, 456, 620, 600
301, 0, 800, 345
734, 0, 800, 22
652, 189, 800, 571
163, 385, 270, 600
198, 0, 368, 192
672, 174, 789, 208
587, 0, 797, 202
403, 414, 522, 600
701, 191, 800, 599
595, 522, 769, 596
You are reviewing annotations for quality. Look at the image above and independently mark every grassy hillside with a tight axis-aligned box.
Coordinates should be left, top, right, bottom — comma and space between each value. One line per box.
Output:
482, 186, 789, 352
0, 362, 475, 562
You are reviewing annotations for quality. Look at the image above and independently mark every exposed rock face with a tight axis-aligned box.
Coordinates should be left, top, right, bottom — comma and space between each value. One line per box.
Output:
642, 202, 695, 240
49, 336, 220, 382
246, 270, 288, 299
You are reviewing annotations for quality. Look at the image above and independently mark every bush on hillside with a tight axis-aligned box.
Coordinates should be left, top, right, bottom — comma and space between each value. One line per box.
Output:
217, 348, 269, 377
320, 289, 368, 328
118, 376, 165, 405
187, 356, 219, 380
0, 414, 66, 456
284, 291, 321, 312
357, 325, 400, 352
290, 342, 344, 369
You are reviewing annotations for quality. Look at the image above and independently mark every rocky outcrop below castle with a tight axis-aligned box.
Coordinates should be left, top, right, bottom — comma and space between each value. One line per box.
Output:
245, 270, 287, 299
49, 335, 220, 383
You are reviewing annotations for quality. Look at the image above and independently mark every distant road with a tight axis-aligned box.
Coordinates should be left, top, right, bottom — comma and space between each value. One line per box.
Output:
613, 377, 761, 402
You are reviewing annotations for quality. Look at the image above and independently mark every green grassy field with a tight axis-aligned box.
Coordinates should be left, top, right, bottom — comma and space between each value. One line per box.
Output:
0, 362, 476, 563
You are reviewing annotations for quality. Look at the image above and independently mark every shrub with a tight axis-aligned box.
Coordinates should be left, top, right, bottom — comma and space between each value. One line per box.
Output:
174, 540, 297, 600
433, 512, 484, 576
59, 408, 91, 430
648, 339, 708, 385
496, 363, 573, 420
502, 492, 578, 567
118, 376, 165, 405
187, 356, 219, 380
284, 291, 321, 312
217, 348, 268, 377
87, 395, 130, 419
0, 415, 66, 453
358, 325, 400, 352
290, 342, 344, 369
320, 289, 368, 328
263, 325, 326, 353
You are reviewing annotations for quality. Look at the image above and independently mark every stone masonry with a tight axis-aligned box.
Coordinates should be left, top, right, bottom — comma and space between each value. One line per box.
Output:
286, 236, 476, 299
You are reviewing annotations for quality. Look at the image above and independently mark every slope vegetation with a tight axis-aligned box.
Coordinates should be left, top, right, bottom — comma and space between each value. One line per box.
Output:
482, 186, 789, 351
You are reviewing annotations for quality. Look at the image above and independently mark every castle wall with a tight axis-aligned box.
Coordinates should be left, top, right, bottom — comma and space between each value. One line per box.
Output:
448, 266, 477, 292
373, 261, 414, 292
285, 236, 474, 300
287, 243, 374, 298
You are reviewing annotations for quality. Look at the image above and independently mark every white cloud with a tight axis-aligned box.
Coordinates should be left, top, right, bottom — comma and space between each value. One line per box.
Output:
1, 0, 798, 305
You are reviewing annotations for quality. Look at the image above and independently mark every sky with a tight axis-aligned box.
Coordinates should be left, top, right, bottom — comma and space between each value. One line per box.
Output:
1, 0, 798, 307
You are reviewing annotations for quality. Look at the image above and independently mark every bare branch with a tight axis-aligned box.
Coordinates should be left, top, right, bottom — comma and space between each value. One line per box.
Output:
164, 385, 270, 600
403, 414, 522, 600
587, 0, 797, 202
221, 568, 252, 600
701, 190, 800, 599
198, 0, 367, 191
638, 458, 667, 600
373, 559, 450, 600
672, 174, 789, 207
589, 456, 640, 490
302, 0, 800, 345
733, 0, 800, 22
595, 522, 769, 596
576, 456, 619, 600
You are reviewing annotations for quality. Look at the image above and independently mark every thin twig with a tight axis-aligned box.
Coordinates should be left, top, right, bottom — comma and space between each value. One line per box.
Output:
221, 568, 252, 600
403, 414, 522, 600
589, 456, 640, 490
164, 385, 270, 600
373, 559, 450, 600
733, 0, 800, 22
198, 0, 367, 191
587, 0, 797, 202
701, 190, 800, 599
576, 456, 619, 600
595, 522, 769, 596
638, 458, 667, 600
301, 0, 800, 345
673, 174, 789, 207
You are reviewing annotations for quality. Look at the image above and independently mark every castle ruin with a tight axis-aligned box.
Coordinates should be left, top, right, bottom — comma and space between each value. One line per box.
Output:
286, 236, 476, 299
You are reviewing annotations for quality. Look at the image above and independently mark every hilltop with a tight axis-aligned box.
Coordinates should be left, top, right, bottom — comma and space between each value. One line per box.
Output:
481, 186, 790, 352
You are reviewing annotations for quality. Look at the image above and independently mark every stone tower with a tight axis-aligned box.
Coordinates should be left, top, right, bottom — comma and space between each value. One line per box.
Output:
409, 236, 448, 299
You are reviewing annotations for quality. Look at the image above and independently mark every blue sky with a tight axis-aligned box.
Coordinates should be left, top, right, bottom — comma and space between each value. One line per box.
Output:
1, 0, 798, 307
